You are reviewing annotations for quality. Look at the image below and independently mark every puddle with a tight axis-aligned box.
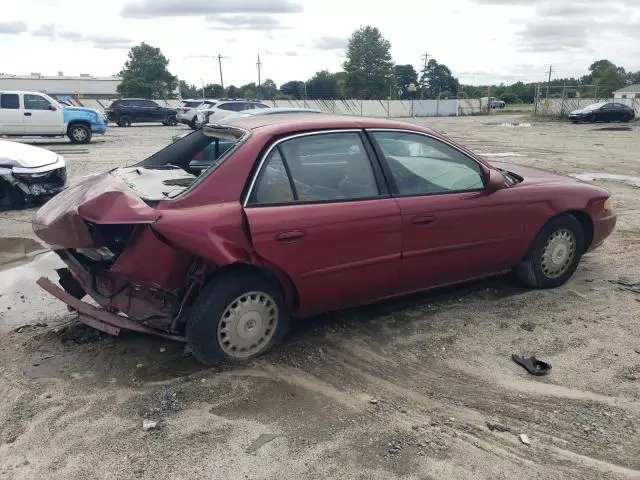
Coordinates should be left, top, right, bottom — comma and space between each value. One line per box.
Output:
0, 252, 68, 331
0, 237, 48, 267
571, 173, 640, 188
593, 125, 640, 132
497, 122, 532, 128
474, 151, 528, 158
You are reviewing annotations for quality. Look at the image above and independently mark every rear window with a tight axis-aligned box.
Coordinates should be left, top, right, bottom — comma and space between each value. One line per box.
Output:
182, 101, 203, 108
0, 94, 19, 109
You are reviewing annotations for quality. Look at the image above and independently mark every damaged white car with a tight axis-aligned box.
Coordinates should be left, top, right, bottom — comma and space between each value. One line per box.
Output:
0, 140, 67, 210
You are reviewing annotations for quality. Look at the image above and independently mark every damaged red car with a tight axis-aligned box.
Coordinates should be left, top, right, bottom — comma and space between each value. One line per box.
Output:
33, 115, 616, 365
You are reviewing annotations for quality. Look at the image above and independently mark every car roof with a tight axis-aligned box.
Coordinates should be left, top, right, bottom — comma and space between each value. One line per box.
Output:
0, 91, 54, 95
217, 113, 438, 136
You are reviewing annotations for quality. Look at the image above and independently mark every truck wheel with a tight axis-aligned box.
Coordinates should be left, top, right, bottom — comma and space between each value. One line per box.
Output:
186, 270, 290, 365
68, 124, 92, 144
516, 214, 584, 289
0, 180, 26, 211
118, 115, 132, 127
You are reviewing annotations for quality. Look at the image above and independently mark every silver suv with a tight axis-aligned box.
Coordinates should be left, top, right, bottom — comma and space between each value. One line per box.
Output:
195, 99, 269, 127
177, 99, 217, 129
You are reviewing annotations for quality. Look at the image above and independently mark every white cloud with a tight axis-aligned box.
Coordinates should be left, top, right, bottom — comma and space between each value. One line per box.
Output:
120, 0, 303, 18
0, 21, 28, 34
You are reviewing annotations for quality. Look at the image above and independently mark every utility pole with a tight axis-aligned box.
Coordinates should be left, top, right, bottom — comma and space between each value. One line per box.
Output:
420, 52, 430, 99
256, 54, 263, 99
545, 64, 555, 99
217, 53, 228, 90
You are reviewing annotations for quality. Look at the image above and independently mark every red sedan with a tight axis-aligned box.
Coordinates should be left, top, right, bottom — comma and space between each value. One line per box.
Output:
33, 115, 616, 365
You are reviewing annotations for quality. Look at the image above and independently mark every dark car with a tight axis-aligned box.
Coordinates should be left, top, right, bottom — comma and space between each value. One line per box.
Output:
34, 115, 616, 365
569, 102, 635, 123
106, 99, 178, 127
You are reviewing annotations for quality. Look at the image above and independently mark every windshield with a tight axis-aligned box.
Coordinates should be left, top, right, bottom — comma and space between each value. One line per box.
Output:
584, 102, 606, 111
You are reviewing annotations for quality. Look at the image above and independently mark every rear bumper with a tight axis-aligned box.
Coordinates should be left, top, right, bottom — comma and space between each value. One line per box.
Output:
36, 276, 186, 342
588, 214, 616, 251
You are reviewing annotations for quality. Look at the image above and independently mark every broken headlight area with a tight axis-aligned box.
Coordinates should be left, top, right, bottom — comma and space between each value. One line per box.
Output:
13, 167, 67, 196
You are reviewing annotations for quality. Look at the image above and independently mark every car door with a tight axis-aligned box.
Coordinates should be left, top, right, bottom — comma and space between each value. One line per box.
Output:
368, 130, 524, 291
0, 93, 24, 134
23, 93, 64, 134
243, 130, 402, 316
599, 103, 616, 122
128, 100, 146, 122
146, 100, 164, 121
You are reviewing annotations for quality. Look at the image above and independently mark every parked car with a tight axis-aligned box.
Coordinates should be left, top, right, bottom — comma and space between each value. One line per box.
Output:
33, 114, 616, 365
194, 99, 270, 127
223, 107, 323, 120
176, 99, 217, 129
488, 98, 506, 109
0, 91, 106, 144
569, 102, 635, 123
0, 139, 66, 209
105, 99, 178, 127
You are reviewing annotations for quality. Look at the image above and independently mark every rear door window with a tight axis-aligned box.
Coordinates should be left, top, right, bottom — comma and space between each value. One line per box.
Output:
217, 103, 234, 111
0, 94, 20, 109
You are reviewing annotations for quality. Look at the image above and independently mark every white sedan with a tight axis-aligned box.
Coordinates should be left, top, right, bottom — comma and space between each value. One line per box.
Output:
0, 140, 67, 210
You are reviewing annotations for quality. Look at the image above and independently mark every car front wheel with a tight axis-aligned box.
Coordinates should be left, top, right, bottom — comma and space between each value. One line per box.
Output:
118, 115, 132, 127
186, 270, 290, 365
516, 214, 585, 289
68, 124, 92, 144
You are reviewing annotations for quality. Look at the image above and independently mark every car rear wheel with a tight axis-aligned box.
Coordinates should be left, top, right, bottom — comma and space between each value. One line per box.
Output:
118, 115, 132, 127
163, 115, 177, 126
516, 214, 585, 289
189, 116, 197, 130
68, 124, 92, 144
186, 271, 290, 365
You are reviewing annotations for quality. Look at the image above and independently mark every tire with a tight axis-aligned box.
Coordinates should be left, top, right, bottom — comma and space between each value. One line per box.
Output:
67, 124, 92, 144
186, 270, 291, 365
165, 115, 177, 126
0, 180, 26, 211
118, 115, 132, 127
516, 214, 585, 289
623, 115, 634, 123
588, 114, 596, 123
189, 117, 197, 130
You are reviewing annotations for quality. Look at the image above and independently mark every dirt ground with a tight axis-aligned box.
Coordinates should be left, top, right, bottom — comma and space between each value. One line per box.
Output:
1, 116, 639, 480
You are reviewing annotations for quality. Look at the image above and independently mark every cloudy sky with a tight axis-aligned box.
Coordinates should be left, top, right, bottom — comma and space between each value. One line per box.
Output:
2, 0, 640, 87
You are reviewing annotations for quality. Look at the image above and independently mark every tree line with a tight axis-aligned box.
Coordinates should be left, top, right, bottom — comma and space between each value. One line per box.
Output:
118, 33, 640, 104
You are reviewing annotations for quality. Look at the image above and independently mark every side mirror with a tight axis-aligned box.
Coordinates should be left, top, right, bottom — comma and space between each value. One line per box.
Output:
48, 105, 57, 111
486, 168, 506, 193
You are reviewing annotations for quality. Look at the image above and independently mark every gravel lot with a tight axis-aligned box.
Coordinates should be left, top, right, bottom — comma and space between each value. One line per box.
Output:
0, 116, 639, 480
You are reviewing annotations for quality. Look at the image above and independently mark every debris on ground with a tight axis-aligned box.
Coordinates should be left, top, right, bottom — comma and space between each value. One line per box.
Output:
519, 434, 531, 445
142, 420, 158, 431
13, 323, 48, 333
246, 433, 279, 454
486, 422, 510, 432
369, 398, 378, 405
520, 322, 536, 332
512, 354, 552, 376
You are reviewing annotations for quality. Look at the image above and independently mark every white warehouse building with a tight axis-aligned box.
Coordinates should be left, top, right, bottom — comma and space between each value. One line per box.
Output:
0, 73, 120, 101
613, 84, 640, 99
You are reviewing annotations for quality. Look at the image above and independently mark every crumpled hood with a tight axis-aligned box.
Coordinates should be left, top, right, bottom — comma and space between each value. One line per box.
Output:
64, 105, 101, 116
0, 140, 60, 168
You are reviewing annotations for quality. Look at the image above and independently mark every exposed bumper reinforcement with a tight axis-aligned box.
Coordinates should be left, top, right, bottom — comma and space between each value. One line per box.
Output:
37, 277, 186, 343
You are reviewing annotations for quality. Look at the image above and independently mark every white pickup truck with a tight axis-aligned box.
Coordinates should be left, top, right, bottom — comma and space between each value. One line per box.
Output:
0, 91, 107, 144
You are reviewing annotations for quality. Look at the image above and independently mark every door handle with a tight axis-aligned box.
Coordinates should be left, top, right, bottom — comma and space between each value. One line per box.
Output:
24, 112, 32, 116
412, 215, 435, 225
275, 230, 305, 242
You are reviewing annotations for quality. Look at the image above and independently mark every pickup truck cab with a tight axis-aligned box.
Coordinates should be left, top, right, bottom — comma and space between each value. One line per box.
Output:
0, 91, 107, 144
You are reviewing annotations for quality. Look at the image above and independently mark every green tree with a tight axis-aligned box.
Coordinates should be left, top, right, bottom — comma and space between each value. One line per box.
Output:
307, 70, 341, 99
419, 59, 459, 99
117, 42, 177, 98
203, 83, 224, 98
239, 82, 257, 99
343, 26, 394, 98
260, 79, 278, 99
596, 66, 626, 97
179, 80, 200, 99
394, 64, 419, 98
226, 85, 240, 98
500, 92, 521, 104
280, 80, 306, 99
